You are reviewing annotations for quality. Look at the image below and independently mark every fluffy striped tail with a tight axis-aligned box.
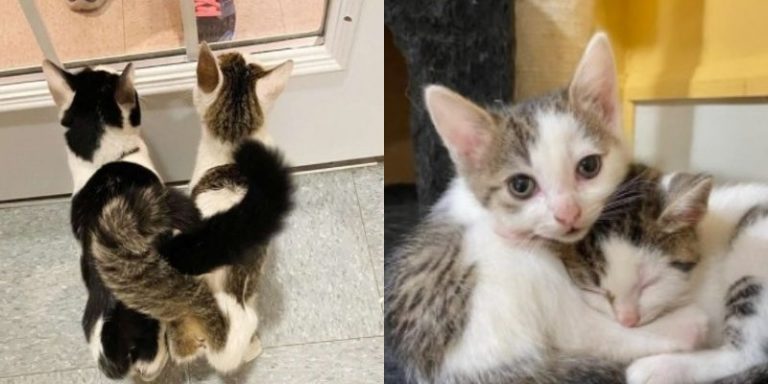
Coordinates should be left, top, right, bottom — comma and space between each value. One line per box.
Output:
91, 184, 204, 321
91, 141, 293, 321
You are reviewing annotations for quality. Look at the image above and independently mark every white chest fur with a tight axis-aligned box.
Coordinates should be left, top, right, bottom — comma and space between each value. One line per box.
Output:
437, 180, 566, 376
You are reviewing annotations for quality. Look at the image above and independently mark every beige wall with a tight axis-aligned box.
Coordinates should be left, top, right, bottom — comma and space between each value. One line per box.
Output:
514, 0, 595, 100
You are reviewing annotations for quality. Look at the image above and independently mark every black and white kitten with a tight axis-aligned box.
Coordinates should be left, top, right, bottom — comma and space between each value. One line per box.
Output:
42, 61, 176, 380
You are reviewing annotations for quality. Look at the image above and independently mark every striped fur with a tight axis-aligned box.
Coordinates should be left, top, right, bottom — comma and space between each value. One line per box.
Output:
386, 34, 701, 384
90, 141, 293, 372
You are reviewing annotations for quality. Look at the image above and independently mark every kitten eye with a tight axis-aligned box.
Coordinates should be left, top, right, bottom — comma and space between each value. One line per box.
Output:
507, 174, 537, 199
577, 155, 602, 179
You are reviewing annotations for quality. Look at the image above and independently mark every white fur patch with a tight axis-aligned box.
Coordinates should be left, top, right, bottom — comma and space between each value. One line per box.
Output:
132, 323, 168, 380
189, 127, 235, 188
89, 316, 105, 363
205, 292, 260, 372
195, 187, 246, 218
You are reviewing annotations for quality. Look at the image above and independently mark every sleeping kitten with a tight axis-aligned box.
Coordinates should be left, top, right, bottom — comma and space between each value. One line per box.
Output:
564, 166, 768, 383
386, 33, 705, 384
90, 44, 294, 373
42, 61, 176, 380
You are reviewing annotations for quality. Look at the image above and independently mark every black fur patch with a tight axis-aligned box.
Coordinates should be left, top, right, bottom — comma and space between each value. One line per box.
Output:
60, 69, 141, 161
72, 162, 164, 379
160, 140, 294, 275
98, 302, 160, 379
724, 276, 762, 321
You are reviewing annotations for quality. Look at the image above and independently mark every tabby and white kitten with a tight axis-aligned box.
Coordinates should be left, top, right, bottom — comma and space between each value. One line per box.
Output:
565, 166, 768, 383
42, 61, 175, 380
386, 33, 706, 384
90, 43, 294, 373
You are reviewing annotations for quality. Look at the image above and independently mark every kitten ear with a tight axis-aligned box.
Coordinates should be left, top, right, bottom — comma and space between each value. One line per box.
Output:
42, 60, 74, 108
256, 60, 293, 106
658, 173, 713, 233
197, 42, 220, 93
115, 62, 136, 108
569, 32, 620, 136
424, 85, 495, 169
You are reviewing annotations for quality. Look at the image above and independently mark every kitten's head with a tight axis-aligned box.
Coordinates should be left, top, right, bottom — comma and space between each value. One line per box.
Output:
584, 168, 712, 327
193, 42, 293, 143
42, 61, 140, 163
425, 33, 627, 242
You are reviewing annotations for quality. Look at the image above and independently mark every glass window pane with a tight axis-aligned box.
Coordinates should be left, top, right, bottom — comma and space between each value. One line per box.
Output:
0, 2, 45, 71
36, 0, 184, 65
197, 0, 327, 45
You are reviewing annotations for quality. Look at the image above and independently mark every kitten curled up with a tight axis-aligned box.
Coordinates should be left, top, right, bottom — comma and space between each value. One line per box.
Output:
386, 33, 708, 384
565, 163, 768, 384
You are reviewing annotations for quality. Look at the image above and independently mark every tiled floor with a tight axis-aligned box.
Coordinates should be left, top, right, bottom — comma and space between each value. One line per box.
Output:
0, 164, 383, 384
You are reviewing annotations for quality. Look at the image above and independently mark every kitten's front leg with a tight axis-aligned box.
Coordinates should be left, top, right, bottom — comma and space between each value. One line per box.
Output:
635, 305, 710, 351
563, 304, 707, 361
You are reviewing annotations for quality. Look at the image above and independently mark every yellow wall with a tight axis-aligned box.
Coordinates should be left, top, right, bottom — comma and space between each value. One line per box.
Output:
597, 0, 768, 136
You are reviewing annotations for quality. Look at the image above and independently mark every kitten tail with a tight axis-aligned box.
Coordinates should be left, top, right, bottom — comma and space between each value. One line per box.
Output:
160, 139, 294, 275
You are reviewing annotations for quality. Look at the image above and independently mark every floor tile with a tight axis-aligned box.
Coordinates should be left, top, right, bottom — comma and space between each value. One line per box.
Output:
0, 166, 383, 381
123, 1, 183, 55
0, 202, 85, 342
257, 170, 382, 347
0, 337, 93, 378
0, 368, 99, 384
232, 0, 285, 41
37, 0, 126, 63
114, 364, 187, 384
280, 0, 327, 34
352, 165, 384, 296
0, 2, 44, 69
187, 337, 383, 384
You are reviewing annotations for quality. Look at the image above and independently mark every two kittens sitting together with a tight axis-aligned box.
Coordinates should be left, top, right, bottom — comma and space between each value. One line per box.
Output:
387, 33, 768, 384
42, 43, 295, 380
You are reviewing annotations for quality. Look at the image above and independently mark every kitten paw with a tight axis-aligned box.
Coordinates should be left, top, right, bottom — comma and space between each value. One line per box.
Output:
244, 337, 263, 362
627, 355, 693, 384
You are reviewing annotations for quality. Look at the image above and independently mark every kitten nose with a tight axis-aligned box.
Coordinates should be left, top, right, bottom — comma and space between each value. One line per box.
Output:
554, 203, 581, 227
617, 310, 640, 328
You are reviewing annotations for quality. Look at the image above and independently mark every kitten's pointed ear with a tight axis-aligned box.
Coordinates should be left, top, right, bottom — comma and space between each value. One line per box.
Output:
424, 85, 495, 169
569, 32, 620, 136
42, 60, 74, 108
257, 60, 293, 105
197, 42, 220, 93
115, 63, 136, 108
658, 173, 713, 233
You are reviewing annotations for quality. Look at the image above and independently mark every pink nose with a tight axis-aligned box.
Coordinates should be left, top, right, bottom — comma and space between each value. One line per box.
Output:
554, 204, 581, 227
617, 310, 639, 328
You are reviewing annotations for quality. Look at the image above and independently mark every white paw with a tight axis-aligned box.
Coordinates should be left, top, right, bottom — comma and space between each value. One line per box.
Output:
244, 336, 263, 362
627, 355, 693, 384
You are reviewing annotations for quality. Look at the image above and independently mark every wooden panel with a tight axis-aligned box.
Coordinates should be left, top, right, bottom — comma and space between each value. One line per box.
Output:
384, 27, 414, 184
